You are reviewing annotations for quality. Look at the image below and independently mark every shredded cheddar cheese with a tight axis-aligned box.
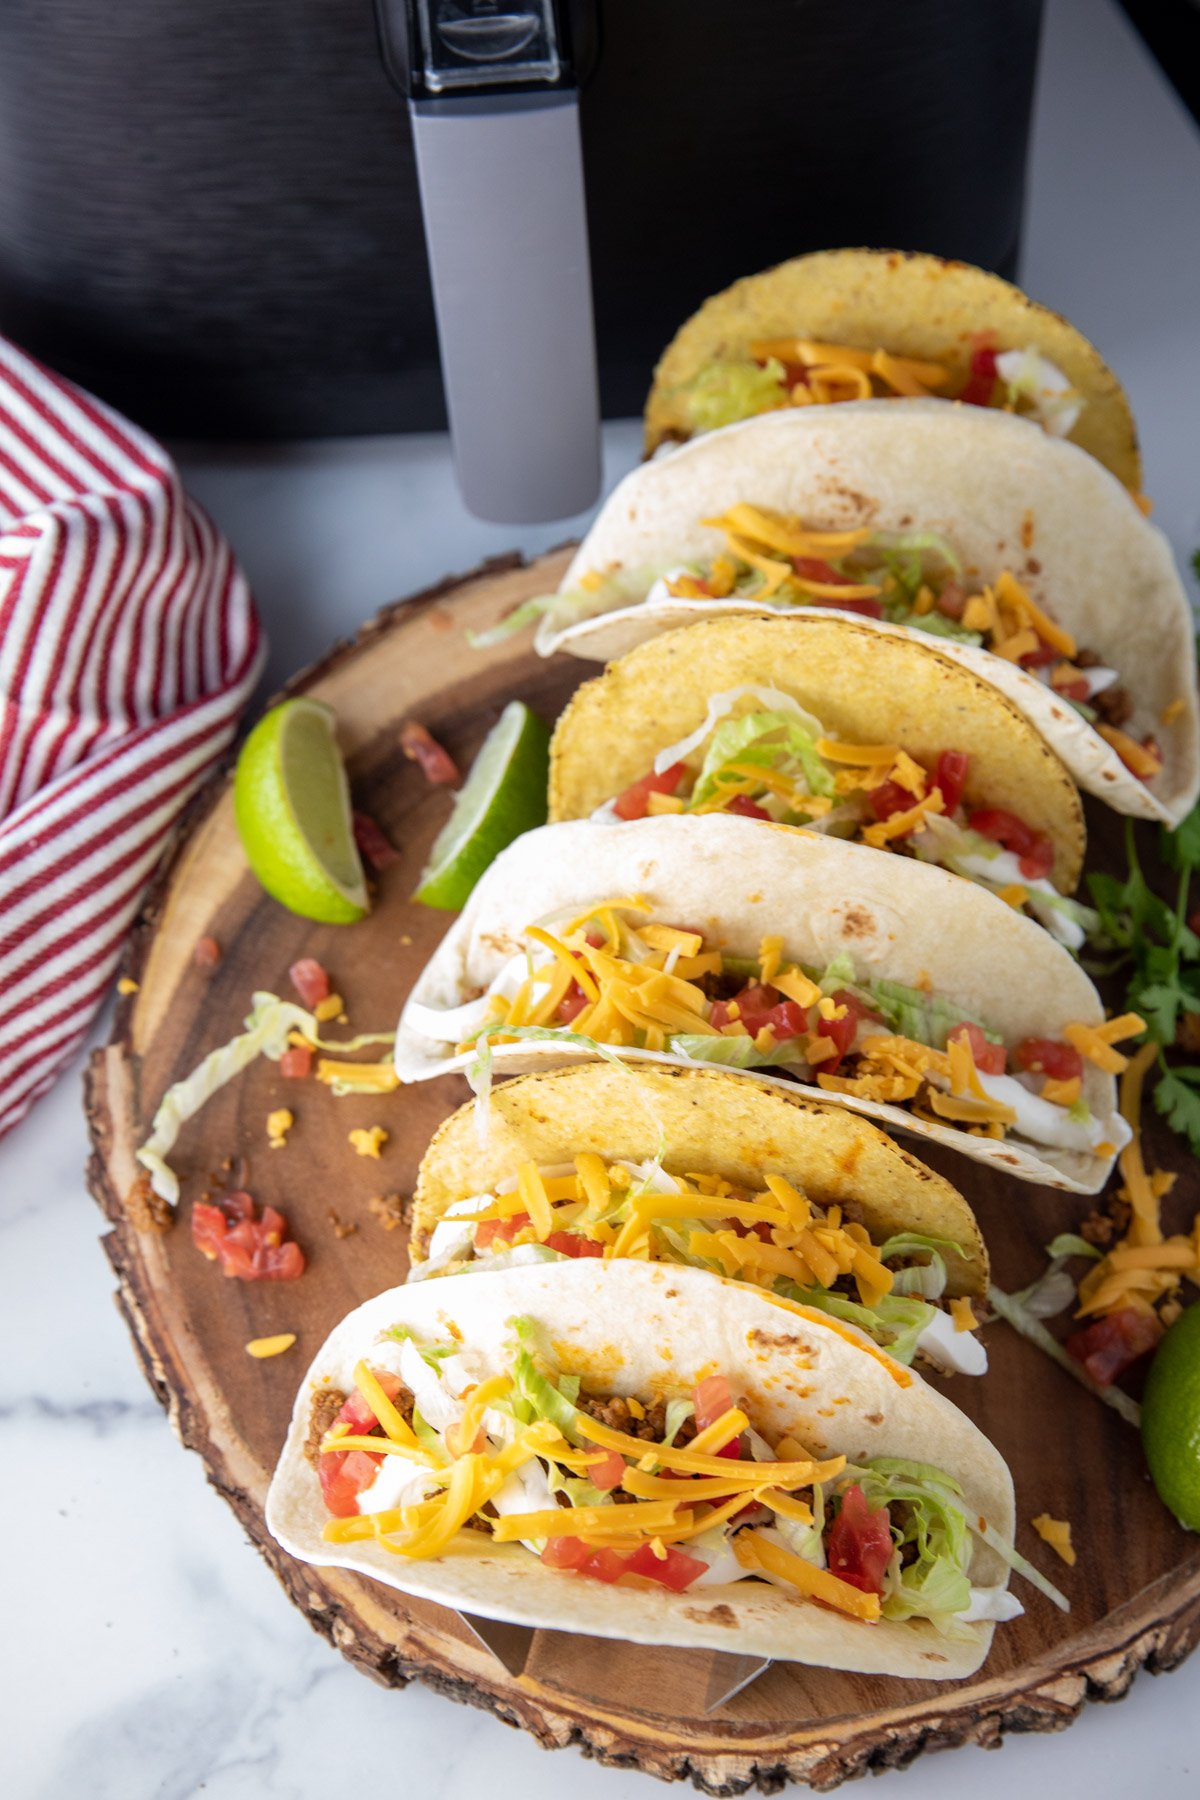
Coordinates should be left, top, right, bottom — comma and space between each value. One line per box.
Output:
1031, 1514, 1076, 1567
267, 1108, 294, 1149
246, 1333, 297, 1358
348, 1125, 389, 1159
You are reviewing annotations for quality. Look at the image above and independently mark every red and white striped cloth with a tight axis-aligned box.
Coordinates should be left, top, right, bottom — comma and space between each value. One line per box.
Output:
0, 338, 264, 1140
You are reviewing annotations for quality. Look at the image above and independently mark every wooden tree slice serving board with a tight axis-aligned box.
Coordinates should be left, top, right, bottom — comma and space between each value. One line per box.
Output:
85, 549, 1200, 1793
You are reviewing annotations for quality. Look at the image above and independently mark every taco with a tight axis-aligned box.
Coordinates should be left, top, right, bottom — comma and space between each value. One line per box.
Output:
530, 402, 1199, 827
548, 613, 1094, 948
266, 1258, 1062, 1675
409, 1061, 990, 1377
643, 247, 1140, 488
393, 813, 1138, 1193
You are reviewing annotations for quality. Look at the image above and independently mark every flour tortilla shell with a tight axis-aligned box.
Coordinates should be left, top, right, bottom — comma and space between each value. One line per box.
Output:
265, 1258, 1013, 1676
543, 402, 1198, 827
410, 1059, 989, 1296
644, 246, 1140, 487
392, 813, 1123, 1193
548, 612, 1086, 892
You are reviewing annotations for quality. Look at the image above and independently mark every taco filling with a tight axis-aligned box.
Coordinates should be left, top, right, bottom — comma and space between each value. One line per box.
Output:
430, 901, 1139, 1164
311, 1322, 1053, 1628
592, 685, 1095, 951
414, 1157, 986, 1376
558, 506, 1162, 790
671, 337, 1083, 441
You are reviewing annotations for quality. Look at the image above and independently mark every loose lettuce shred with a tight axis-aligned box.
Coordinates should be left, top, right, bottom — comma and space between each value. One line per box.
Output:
136, 991, 394, 1203
690, 709, 835, 807
987, 1283, 1142, 1427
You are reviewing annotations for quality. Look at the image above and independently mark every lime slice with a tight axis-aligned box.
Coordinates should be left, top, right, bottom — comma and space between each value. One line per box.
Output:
415, 701, 550, 910
1142, 1302, 1200, 1529
234, 697, 369, 923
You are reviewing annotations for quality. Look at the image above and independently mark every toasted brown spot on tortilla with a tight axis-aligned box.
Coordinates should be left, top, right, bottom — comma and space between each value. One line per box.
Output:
749, 1329, 808, 1351
684, 1603, 738, 1627
839, 904, 876, 938
864, 1412, 885, 1426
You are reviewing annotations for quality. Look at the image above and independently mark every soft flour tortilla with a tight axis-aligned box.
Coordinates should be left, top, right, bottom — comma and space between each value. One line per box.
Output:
644, 247, 1140, 487
410, 1060, 988, 1297
548, 613, 1086, 893
393, 813, 1123, 1193
542, 402, 1199, 828
265, 1259, 1013, 1677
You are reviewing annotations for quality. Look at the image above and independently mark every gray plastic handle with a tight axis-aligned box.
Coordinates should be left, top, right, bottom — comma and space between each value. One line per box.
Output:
410, 92, 602, 523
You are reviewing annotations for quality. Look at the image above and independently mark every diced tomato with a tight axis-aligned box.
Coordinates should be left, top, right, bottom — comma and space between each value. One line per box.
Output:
710, 983, 807, 1042
339, 1373, 403, 1434
693, 1374, 733, 1430
932, 749, 969, 814
1019, 638, 1061, 670
193, 935, 221, 968
586, 1448, 628, 1491
825, 1483, 894, 1594
622, 1543, 708, 1592
1051, 671, 1091, 702
544, 1231, 605, 1258
867, 779, 918, 828
935, 581, 966, 619
190, 1191, 305, 1281
612, 761, 687, 821
1066, 1307, 1163, 1387
694, 1371, 742, 1459
1015, 1037, 1083, 1081
400, 719, 459, 785
792, 557, 847, 584
579, 1547, 628, 1584
958, 344, 999, 408
813, 988, 879, 1077
724, 793, 771, 820
556, 980, 590, 1024
946, 1021, 1007, 1076
726, 1216, 776, 1244
541, 1534, 591, 1570
319, 1447, 384, 1518
967, 808, 1055, 881
474, 1212, 530, 1249
806, 594, 885, 619
280, 1044, 313, 1079
353, 810, 401, 871
289, 957, 330, 1007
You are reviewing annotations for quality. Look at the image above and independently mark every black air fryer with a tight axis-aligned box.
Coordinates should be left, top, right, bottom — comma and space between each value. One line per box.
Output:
0, 0, 1045, 519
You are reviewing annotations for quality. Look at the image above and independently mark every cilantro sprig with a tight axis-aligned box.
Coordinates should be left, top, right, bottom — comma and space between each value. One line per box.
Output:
1087, 805, 1200, 1154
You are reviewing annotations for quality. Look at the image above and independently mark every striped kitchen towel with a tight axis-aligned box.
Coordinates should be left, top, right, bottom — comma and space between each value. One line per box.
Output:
0, 338, 264, 1140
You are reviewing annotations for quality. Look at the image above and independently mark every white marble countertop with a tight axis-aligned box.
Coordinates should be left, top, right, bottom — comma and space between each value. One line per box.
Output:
4, 1, 1200, 1795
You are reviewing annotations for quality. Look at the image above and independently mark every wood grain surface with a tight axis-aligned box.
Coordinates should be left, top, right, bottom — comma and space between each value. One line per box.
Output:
85, 549, 1200, 1793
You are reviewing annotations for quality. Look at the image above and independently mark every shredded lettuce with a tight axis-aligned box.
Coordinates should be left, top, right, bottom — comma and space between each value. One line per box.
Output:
467, 594, 557, 648
384, 1326, 457, 1370
987, 1283, 1142, 1427
908, 611, 985, 647
136, 991, 395, 1203
1045, 1233, 1102, 1262
689, 709, 834, 808
863, 977, 997, 1051
664, 1398, 695, 1445
511, 1318, 584, 1444
781, 1283, 936, 1365
676, 357, 789, 433
670, 1033, 805, 1070
877, 1232, 963, 1302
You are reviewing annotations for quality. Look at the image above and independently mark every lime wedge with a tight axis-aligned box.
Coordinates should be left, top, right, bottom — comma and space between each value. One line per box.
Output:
1142, 1302, 1200, 1530
415, 701, 550, 910
234, 697, 369, 923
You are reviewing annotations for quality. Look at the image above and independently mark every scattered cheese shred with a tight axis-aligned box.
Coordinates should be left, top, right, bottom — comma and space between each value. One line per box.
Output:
1031, 1513, 1076, 1567
348, 1125, 389, 1159
116, 976, 140, 996
246, 1333, 297, 1359
314, 993, 344, 1023
267, 1108, 294, 1149
949, 1297, 978, 1334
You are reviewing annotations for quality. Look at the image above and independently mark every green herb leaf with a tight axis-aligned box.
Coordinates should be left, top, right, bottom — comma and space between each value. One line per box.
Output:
1153, 1066, 1200, 1158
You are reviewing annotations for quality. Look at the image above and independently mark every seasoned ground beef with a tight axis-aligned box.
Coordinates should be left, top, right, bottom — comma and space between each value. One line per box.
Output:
305, 1387, 346, 1467
1092, 684, 1133, 728
575, 1392, 699, 1445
